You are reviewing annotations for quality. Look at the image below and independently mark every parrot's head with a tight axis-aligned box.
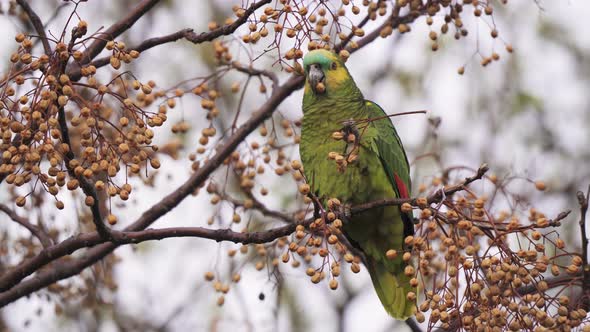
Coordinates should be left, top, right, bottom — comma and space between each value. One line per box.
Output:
303, 49, 350, 95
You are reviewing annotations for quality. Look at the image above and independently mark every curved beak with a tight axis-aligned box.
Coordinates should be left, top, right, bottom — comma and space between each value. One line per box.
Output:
308, 64, 325, 93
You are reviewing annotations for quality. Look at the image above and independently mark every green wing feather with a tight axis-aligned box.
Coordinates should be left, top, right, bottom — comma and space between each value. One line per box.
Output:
365, 101, 411, 194
362, 100, 416, 319
365, 100, 414, 238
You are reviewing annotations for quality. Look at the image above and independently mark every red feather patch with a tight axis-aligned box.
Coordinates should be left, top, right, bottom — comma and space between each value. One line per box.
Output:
393, 173, 409, 198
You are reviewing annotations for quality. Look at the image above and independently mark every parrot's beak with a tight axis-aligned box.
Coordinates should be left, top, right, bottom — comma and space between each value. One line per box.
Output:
308, 64, 325, 94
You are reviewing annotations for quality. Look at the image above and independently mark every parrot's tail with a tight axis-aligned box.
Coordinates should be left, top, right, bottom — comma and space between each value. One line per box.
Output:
366, 256, 415, 319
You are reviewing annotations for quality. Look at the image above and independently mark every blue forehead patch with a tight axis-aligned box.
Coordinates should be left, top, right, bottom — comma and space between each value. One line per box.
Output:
303, 49, 338, 68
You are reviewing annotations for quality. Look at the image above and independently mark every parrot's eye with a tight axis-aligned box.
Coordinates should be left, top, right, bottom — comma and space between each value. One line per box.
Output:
331, 62, 337, 70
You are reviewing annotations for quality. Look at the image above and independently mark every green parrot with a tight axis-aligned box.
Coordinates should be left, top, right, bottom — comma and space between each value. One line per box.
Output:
299, 49, 415, 319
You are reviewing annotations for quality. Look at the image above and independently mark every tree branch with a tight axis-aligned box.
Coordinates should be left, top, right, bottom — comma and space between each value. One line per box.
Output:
222, 193, 293, 223
0, 203, 52, 248
344, 6, 424, 53
0, 0, 292, 299
56, 98, 112, 241
119, 28, 193, 53
16, 0, 52, 55
183, 0, 271, 44
351, 164, 489, 215
84, 0, 160, 63
578, 186, 589, 266
0, 161, 487, 304
232, 61, 279, 91
516, 273, 583, 297
577, 185, 590, 309
0, 74, 304, 304
67, 0, 271, 81
117, 225, 301, 246
71, 28, 195, 80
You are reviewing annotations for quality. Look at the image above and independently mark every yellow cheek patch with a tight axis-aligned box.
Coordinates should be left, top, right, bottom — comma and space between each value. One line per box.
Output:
326, 67, 349, 89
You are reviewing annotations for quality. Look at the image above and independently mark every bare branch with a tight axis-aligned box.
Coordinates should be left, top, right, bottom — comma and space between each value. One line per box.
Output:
516, 273, 582, 297
0, 160, 485, 303
351, 164, 489, 215
0, 231, 103, 294
232, 61, 279, 91
578, 186, 589, 266
0, 74, 304, 304
0, 203, 52, 248
344, 7, 425, 53
183, 0, 271, 44
77, 0, 161, 66
577, 185, 590, 309
67, 0, 271, 81
16, 0, 52, 55
117, 225, 300, 246
56, 103, 112, 240
117, 28, 193, 54
72, 28, 195, 80
222, 193, 293, 222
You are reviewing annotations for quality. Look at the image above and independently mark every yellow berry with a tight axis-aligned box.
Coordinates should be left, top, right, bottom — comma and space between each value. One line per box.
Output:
107, 214, 117, 225
386, 249, 398, 260
298, 184, 311, 195
329, 279, 338, 290
534, 181, 546, 191
85, 196, 95, 206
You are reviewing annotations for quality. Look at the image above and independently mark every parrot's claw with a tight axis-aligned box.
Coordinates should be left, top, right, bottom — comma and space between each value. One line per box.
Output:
341, 118, 360, 140
342, 118, 356, 128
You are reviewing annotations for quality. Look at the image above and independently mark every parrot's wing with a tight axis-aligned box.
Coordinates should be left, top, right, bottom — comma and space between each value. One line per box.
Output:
365, 101, 414, 239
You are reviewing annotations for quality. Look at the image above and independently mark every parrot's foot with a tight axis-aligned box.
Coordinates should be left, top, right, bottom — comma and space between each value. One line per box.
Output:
340, 119, 361, 165
341, 118, 360, 144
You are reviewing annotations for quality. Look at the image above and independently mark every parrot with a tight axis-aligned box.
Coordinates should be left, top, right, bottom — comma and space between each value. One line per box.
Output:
299, 49, 415, 319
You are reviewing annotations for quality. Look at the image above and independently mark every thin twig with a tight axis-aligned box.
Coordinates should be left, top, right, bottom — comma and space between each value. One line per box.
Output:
0, 163, 488, 301
578, 186, 589, 267
16, 0, 52, 55
56, 104, 113, 240
221, 193, 293, 223
0, 203, 52, 248
334, 4, 374, 53
232, 61, 279, 91
515, 273, 583, 297
0, 75, 305, 300
577, 185, 590, 309
78, 0, 161, 66
183, 0, 271, 44
356, 110, 428, 125
68, 28, 194, 81
351, 164, 489, 215
68, 0, 271, 81
347, 6, 425, 52
118, 225, 300, 245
